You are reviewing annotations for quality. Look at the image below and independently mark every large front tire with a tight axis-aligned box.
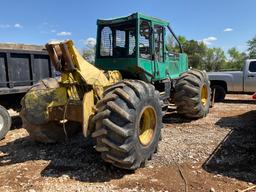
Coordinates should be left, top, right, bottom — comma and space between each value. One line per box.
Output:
174, 70, 211, 118
92, 80, 163, 170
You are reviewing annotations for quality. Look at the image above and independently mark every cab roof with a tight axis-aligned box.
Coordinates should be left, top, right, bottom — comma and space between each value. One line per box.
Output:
97, 12, 170, 26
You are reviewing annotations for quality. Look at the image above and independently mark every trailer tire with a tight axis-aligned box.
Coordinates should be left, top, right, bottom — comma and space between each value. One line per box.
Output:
0, 105, 11, 140
174, 69, 211, 118
93, 80, 163, 170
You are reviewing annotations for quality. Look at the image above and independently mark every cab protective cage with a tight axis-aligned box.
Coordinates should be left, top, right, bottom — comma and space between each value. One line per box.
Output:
95, 12, 185, 82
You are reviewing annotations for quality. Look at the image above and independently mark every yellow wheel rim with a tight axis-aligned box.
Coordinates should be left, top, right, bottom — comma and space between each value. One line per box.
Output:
201, 84, 208, 106
138, 106, 156, 146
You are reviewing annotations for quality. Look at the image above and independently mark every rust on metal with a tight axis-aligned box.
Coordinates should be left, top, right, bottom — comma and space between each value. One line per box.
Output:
48, 100, 83, 123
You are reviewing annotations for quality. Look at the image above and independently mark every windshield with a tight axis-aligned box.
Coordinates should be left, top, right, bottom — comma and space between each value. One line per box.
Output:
99, 21, 136, 58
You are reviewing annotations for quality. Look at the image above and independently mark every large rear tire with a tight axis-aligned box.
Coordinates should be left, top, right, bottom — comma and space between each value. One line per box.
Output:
0, 105, 11, 140
20, 78, 80, 143
92, 80, 163, 170
174, 70, 211, 118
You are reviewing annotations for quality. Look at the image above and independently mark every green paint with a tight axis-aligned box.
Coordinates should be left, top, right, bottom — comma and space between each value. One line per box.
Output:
95, 13, 188, 82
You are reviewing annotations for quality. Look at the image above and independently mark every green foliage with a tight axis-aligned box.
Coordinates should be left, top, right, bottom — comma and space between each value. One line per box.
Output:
247, 36, 256, 59
224, 47, 246, 70
202, 48, 226, 71
82, 48, 95, 64
167, 36, 207, 69
165, 35, 254, 71
81, 38, 96, 64
183, 40, 207, 69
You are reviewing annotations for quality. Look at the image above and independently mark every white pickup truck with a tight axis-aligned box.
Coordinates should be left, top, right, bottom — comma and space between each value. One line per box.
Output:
207, 59, 256, 101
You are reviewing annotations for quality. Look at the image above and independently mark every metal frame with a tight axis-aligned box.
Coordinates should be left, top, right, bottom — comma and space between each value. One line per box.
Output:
95, 12, 188, 83
0, 48, 54, 95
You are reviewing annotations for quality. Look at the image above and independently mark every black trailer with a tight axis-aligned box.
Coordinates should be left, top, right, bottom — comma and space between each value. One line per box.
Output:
0, 43, 54, 139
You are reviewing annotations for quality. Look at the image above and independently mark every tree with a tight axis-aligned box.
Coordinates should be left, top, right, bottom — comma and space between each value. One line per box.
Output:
82, 38, 96, 63
225, 47, 246, 70
166, 35, 186, 53
247, 36, 256, 59
165, 35, 256, 71
166, 36, 208, 69
82, 48, 95, 64
202, 48, 226, 71
183, 40, 207, 69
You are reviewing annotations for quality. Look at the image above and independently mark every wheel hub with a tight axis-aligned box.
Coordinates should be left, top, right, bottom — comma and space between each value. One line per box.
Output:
138, 106, 156, 146
0, 114, 4, 131
201, 84, 208, 106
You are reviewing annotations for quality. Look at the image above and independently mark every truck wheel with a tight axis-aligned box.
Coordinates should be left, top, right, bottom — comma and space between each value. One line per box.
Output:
20, 78, 80, 143
211, 85, 226, 102
92, 80, 163, 170
0, 105, 11, 140
174, 70, 211, 118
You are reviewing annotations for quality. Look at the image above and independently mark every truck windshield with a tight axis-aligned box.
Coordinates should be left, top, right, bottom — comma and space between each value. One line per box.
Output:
99, 21, 136, 58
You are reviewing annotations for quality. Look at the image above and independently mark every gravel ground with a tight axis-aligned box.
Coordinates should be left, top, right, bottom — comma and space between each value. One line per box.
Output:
0, 94, 255, 192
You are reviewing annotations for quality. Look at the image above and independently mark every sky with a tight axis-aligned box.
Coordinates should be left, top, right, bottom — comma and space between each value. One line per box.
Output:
0, 0, 255, 53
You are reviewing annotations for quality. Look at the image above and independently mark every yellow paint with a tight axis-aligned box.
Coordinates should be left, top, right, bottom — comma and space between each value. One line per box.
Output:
107, 71, 122, 85
61, 40, 121, 99
47, 87, 68, 108
82, 90, 95, 137
138, 106, 157, 146
24, 87, 68, 123
201, 84, 208, 106
61, 72, 80, 100
25, 39, 122, 135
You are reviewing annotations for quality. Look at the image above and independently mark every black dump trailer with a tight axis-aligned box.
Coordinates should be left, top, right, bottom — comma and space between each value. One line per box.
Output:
0, 43, 54, 139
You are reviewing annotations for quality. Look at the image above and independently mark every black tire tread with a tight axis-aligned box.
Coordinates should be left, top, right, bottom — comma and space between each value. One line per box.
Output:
93, 80, 162, 170
211, 85, 226, 102
174, 70, 211, 118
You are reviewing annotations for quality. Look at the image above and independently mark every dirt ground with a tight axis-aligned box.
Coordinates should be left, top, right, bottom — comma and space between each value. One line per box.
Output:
0, 94, 255, 192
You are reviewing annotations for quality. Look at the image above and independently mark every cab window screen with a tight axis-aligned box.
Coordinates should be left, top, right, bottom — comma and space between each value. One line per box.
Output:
100, 27, 113, 56
99, 21, 136, 58
154, 25, 164, 62
116, 30, 125, 48
129, 31, 136, 55
114, 29, 127, 57
139, 20, 151, 60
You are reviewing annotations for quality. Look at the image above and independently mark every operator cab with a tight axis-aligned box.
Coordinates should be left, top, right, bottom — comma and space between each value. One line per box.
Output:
98, 19, 136, 58
95, 13, 187, 82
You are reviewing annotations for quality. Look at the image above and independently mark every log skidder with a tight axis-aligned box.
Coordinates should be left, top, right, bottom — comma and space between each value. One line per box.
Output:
21, 13, 212, 171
